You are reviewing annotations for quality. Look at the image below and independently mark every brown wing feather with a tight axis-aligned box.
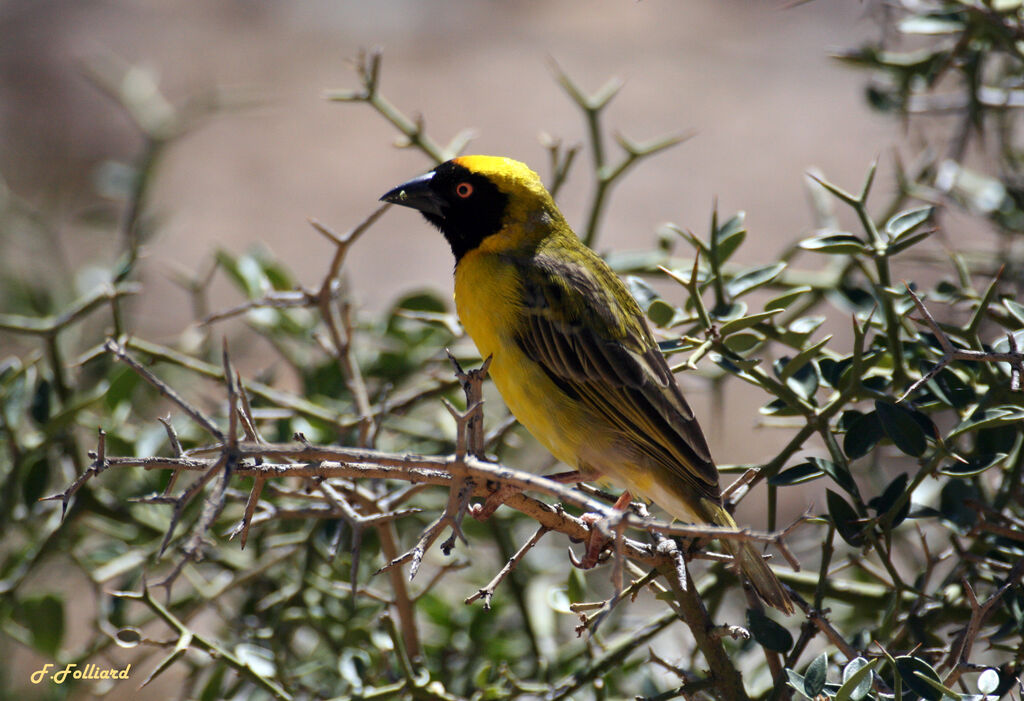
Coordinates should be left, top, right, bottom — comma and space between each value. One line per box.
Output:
511, 250, 720, 502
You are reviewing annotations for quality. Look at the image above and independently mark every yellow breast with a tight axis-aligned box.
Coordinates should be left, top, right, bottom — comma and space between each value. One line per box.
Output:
454, 249, 586, 468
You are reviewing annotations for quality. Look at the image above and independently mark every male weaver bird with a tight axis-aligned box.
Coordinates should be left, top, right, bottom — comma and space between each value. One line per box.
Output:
381, 155, 793, 614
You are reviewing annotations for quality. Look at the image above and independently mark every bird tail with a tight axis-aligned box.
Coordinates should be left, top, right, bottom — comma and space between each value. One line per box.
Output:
702, 499, 794, 615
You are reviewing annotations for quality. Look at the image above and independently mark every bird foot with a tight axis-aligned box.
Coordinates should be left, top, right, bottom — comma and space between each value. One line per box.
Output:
469, 484, 520, 520
470, 470, 585, 521
568, 492, 634, 569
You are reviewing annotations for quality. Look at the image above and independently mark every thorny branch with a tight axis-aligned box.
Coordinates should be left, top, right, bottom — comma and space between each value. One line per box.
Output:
901, 283, 1024, 399
46, 336, 806, 699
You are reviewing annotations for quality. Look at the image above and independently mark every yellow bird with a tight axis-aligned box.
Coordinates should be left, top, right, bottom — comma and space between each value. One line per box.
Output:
381, 155, 792, 614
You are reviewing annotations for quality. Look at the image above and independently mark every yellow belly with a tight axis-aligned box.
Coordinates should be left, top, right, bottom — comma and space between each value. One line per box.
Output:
454, 250, 585, 468
453, 250, 706, 522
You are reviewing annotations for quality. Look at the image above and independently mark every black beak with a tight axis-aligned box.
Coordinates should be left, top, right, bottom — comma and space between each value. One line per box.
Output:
380, 171, 445, 217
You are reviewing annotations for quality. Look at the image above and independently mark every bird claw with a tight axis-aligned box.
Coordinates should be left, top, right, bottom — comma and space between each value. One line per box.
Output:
568, 513, 613, 569
569, 493, 634, 569
568, 541, 610, 569
469, 483, 521, 521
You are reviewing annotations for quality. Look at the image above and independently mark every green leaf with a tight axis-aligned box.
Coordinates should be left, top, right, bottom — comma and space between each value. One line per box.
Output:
843, 410, 883, 460
804, 652, 828, 698
887, 228, 935, 255
895, 656, 945, 701
659, 337, 698, 354
977, 668, 1000, 695
765, 285, 813, 312
991, 329, 1024, 355
769, 462, 825, 486
780, 336, 833, 383
394, 290, 448, 314
940, 479, 979, 531
216, 249, 264, 298
788, 315, 826, 338
1004, 298, 1024, 326
831, 285, 876, 314
799, 232, 867, 255
868, 473, 911, 527
784, 358, 820, 400
105, 365, 142, 411
926, 367, 975, 409
625, 276, 660, 309
17, 594, 65, 657
29, 378, 51, 425
938, 453, 1006, 478
723, 331, 764, 354
22, 456, 51, 508
912, 663, 961, 700
567, 568, 586, 604
647, 299, 677, 327
726, 262, 787, 299
760, 397, 805, 417
885, 206, 933, 241
812, 456, 859, 500
199, 663, 229, 701
899, 15, 965, 35
949, 406, 1024, 439
819, 356, 851, 388
827, 489, 864, 546
836, 657, 878, 701
259, 257, 295, 291
712, 212, 747, 265
976, 422, 1020, 456
785, 669, 808, 699
746, 608, 793, 653
710, 301, 747, 322
719, 309, 783, 335
875, 400, 928, 457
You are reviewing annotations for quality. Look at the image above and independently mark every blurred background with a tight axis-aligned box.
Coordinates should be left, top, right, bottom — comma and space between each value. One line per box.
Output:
1, 0, 893, 309
0, 0, 894, 457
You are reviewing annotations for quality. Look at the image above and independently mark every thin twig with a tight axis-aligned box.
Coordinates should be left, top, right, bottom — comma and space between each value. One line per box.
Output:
900, 283, 1024, 401
104, 338, 223, 440
466, 525, 549, 609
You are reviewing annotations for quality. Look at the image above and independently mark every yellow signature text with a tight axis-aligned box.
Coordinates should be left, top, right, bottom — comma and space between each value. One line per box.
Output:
31, 663, 131, 685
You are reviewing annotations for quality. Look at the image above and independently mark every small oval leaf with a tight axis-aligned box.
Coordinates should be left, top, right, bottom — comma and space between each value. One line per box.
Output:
875, 400, 928, 457
800, 232, 867, 255
812, 456, 859, 499
726, 262, 787, 299
894, 655, 947, 701
765, 285, 813, 312
647, 299, 677, 327
837, 657, 877, 701
950, 406, 1024, 439
843, 410, 884, 460
827, 489, 864, 546
746, 608, 793, 653
719, 309, 784, 335
723, 331, 764, 354
804, 652, 828, 698
977, 667, 1000, 695
116, 627, 144, 648
769, 462, 825, 486
713, 212, 747, 264
885, 206, 934, 240
938, 452, 1007, 478
868, 473, 911, 527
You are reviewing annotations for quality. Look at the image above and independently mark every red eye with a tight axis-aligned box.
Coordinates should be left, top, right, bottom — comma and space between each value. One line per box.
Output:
455, 182, 473, 198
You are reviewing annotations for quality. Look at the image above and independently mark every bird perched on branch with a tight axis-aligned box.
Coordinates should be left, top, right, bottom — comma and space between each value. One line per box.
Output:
381, 155, 792, 614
